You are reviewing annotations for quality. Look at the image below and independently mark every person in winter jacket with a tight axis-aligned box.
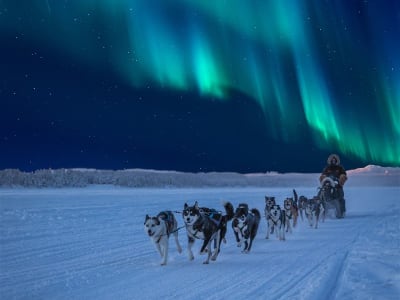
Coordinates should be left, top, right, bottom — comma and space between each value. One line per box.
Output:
319, 154, 347, 185
319, 154, 347, 215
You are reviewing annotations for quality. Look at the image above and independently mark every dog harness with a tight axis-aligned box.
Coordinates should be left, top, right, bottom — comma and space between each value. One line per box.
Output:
200, 209, 223, 227
235, 217, 249, 237
189, 211, 223, 239
285, 209, 293, 220
157, 211, 176, 237
207, 212, 222, 227
269, 217, 279, 226
268, 211, 281, 226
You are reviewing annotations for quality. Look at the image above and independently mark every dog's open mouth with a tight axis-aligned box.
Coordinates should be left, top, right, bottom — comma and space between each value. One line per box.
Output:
148, 231, 155, 237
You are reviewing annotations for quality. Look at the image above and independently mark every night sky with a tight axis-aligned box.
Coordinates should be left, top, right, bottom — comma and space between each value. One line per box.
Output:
0, 0, 399, 173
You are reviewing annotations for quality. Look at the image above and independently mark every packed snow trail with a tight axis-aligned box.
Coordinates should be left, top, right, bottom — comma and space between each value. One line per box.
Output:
1, 186, 399, 300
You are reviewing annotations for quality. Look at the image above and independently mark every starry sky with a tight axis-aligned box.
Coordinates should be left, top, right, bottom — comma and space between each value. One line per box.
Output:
0, 0, 399, 173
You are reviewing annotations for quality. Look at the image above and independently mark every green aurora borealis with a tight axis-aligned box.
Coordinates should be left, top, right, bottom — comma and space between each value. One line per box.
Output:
0, 0, 399, 171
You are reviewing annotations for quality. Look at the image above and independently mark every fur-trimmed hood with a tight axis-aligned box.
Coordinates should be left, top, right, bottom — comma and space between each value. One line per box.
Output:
327, 154, 340, 165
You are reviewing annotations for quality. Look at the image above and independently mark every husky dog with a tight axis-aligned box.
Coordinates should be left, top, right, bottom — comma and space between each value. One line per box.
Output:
298, 195, 308, 221
182, 201, 234, 264
305, 196, 325, 229
283, 197, 298, 232
232, 203, 261, 253
264, 196, 276, 238
266, 204, 286, 241
144, 211, 182, 265
293, 189, 307, 221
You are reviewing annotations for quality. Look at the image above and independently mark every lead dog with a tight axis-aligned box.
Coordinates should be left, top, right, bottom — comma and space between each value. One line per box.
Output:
232, 203, 261, 253
183, 201, 234, 264
144, 211, 182, 265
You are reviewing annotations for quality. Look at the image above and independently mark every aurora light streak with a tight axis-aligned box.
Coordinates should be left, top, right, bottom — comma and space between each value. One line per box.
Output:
0, 0, 398, 172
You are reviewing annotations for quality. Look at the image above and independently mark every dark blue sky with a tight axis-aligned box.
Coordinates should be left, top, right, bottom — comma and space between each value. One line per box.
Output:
0, 1, 398, 173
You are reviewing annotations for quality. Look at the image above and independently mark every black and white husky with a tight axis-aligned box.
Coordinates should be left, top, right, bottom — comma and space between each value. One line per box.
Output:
144, 211, 182, 265
305, 196, 325, 229
232, 203, 261, 253
182, 201, 234, 264
266, 204, 286, 241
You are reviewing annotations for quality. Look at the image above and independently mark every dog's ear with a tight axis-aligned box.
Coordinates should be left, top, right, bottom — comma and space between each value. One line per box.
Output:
145, 214, 150, 224
194, 201, 199, 209
184, 203, 188, 209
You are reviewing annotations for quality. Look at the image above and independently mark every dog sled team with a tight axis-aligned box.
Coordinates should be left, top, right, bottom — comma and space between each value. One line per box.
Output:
144, 189, 344, 265
144, 154, 348, 265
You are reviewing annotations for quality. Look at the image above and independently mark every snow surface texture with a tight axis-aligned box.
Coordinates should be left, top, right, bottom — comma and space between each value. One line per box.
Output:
0, 170, 399, 299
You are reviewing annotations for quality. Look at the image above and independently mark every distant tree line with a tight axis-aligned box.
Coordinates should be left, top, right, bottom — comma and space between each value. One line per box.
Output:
0, 167, 397, 188
0, 168, 318, 188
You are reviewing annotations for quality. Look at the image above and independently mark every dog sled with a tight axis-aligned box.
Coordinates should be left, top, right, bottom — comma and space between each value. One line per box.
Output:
318, 176, 345, 219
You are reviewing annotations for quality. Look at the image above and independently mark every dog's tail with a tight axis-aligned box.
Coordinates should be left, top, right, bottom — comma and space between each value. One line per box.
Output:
293, 189, 298, 205
251, 208, 261, 237
251, 208, 261, 222
222, 201, 234, 221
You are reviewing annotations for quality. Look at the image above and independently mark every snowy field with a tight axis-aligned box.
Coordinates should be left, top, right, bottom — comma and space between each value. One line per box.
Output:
1, 175, 399, 299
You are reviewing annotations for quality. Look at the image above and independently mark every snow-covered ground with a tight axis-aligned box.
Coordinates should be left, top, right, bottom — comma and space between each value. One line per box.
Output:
0, 174, 399, 299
